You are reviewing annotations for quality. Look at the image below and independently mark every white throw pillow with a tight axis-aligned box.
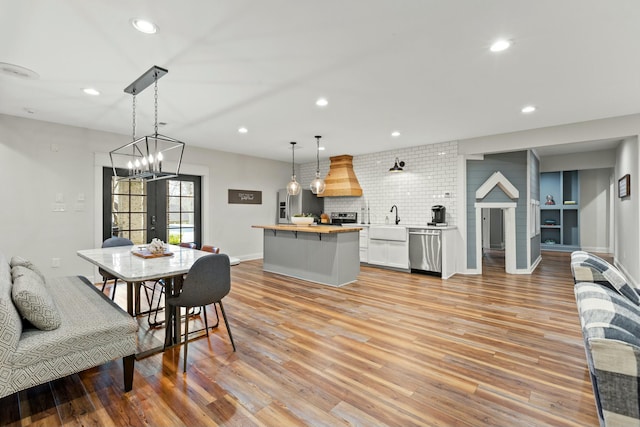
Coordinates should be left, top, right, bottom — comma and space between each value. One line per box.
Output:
10, 256, 46, 282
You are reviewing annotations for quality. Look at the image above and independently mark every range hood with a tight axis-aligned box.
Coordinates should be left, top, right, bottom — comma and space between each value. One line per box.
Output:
318, 155, 363, 197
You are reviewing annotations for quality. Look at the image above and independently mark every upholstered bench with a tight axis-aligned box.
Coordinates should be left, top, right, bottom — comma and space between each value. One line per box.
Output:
572, 251, 640, 426
0, 252, 138, 398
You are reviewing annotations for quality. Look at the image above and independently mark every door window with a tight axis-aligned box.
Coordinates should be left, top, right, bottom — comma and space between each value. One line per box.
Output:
167, 179, 198, 245
103, 168, 201, 247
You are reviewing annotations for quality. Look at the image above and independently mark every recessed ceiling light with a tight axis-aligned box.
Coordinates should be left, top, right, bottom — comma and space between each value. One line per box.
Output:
490, 39, 511, 52
521, 105, 536, 113
316, 98, 328, 107
83, 88, 100, 96
131, 18, 158, 34
238, 127, 248, 134
391, 131, 401, 137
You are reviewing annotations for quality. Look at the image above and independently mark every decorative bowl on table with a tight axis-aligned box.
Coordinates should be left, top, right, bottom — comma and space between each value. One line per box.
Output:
291, 216, 314, 225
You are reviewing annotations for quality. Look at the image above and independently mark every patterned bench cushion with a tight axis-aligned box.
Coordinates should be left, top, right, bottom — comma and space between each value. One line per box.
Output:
11, 275, 138, 369
575, 282, 640, 426
0, 254, 22, 385
571, 251, 639, 305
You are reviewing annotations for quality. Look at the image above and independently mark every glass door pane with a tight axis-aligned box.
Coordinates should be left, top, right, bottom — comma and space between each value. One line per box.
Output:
104, 169, 148, 244
166, 179, 198, 246
104, 168, 201, 247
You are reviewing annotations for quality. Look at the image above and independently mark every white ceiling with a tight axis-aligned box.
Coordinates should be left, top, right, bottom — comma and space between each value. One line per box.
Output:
1, 0, 639, 163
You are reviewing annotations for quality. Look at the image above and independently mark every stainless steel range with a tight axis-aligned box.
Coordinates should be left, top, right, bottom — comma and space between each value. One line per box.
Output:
330, 212, 358, 225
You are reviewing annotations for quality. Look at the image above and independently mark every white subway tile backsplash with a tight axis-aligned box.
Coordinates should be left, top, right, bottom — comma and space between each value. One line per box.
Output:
299, 141, 458, 226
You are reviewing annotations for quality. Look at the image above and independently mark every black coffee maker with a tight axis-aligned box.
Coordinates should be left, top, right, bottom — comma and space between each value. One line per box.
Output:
429, 205, 446, 226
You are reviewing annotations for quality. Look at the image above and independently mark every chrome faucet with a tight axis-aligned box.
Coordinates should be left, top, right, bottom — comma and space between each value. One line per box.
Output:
390, 205, 400, 225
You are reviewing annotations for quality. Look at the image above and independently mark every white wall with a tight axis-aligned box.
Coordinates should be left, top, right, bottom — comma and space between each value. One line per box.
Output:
579, 168, 613, 253
615, 137, 639, 286
540, 149, 616, 173
0, 114, 289, 279
298, 141, 458, 226
179, 145, 289, 260
458, 114, 639, 155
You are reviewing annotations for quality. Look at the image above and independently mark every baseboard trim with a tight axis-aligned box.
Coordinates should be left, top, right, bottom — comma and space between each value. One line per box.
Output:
236, 253, 263, 261
581, 246, 611, 254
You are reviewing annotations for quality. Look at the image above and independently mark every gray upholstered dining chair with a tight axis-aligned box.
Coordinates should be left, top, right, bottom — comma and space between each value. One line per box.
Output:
147, 242, 199, 327
166, 253, 236, 372
99, 236, 133, 300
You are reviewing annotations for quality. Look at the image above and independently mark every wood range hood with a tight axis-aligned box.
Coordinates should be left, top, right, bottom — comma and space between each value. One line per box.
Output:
318, 155, 363, 197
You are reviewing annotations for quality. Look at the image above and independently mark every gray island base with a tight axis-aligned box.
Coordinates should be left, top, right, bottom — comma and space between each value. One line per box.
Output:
253, 225, 361, 287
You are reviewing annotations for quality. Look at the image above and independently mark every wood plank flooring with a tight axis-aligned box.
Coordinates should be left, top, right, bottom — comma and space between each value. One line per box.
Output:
0, 251, 599, 426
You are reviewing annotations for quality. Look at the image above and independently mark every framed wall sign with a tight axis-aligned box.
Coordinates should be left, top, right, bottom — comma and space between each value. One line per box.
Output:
228, 189, 262, 204
618, 174, 630, 198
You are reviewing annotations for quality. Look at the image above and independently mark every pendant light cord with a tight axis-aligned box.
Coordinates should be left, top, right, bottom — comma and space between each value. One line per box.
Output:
291, 142, 296, 177
315, 136, 321, 174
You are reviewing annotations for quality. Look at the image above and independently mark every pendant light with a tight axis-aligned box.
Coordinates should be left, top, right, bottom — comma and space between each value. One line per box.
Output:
286, 142, 301, 195
309, 135, 326, 194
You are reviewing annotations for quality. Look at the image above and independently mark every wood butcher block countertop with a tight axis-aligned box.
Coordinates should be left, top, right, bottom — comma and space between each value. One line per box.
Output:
252, 224, 362, 234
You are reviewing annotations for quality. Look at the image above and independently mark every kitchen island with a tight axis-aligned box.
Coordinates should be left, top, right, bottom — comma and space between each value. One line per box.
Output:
252, 224, 362, 287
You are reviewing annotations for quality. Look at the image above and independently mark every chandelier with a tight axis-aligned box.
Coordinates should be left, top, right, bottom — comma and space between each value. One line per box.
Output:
109, 65, 185, 181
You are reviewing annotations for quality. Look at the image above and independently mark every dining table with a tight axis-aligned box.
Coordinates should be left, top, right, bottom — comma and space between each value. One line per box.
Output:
77, 243, 213, 357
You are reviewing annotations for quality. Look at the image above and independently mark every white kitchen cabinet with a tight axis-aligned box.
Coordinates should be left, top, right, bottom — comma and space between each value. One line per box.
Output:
387, 240, 409, 268
359, 227, 369, 263
367, 226, 408, 269
368, 239, 387, 265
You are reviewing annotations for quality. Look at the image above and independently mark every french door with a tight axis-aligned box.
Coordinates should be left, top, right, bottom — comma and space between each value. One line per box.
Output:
102, 168, 202, 247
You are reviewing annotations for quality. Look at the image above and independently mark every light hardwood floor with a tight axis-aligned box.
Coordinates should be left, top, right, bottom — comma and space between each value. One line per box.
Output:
0, 251, 599, 426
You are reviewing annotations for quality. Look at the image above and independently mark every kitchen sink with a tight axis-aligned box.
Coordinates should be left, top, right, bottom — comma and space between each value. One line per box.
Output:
369, 225, 407, 241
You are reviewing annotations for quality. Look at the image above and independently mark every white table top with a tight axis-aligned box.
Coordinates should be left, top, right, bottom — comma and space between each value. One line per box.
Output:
77, 244, 213, 282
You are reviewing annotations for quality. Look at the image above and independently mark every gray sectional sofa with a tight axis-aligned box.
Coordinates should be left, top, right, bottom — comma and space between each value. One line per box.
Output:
571, 251, 640, 427
0, 252, 138, 398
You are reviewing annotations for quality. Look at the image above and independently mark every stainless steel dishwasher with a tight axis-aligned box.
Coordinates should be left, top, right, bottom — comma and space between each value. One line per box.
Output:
409, 229, 442, 276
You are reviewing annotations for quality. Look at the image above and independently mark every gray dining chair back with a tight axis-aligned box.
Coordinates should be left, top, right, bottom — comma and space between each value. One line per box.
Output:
100, 237, 133, 300
166, 253, 236, 372
176, 254, 231, 307
103, 237, 133, 248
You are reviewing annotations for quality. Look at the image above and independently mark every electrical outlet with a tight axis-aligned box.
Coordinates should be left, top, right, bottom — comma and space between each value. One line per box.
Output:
51, 258, 61, 268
